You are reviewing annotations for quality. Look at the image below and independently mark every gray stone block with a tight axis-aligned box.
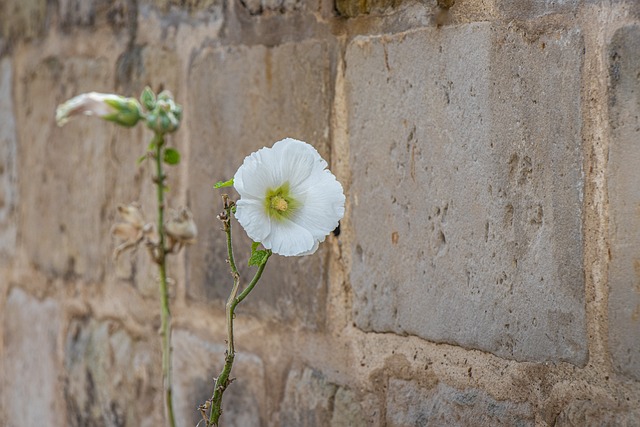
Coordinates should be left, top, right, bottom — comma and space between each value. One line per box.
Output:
279, 367, 373, 427
348, 23, 587, 363
172, 329, 265, 427
15, 54, 160, 283
386, 379, 534, 426
555, 399, 640, 427
186, 40, 336, 329
607, 24, 640, 381
496, 0, 579, 19
0, 58, 17, 263
63, 317, 161, 427
3, 288, 62, 427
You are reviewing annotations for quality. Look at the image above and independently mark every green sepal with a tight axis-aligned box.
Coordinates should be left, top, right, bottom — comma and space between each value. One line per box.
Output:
163, 147, 181, 165
140, 87, 156, 110
214, 178, 234, 189
248, 242, 270, 267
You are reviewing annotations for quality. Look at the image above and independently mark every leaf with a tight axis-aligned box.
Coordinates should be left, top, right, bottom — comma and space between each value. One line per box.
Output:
163, 147, 181, 165
248, 242, 270, 266
214, 178, 234, 189
147, 141, 157, 152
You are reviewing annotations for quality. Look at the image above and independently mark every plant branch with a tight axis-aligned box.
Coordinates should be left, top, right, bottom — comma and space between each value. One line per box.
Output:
207, 198, 271, 427
154, 134, 177, 427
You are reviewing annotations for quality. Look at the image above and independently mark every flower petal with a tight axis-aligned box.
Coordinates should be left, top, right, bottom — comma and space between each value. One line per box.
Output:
263, 219, 316, 256
291, 170, 345, 240
235, 199, 272, 243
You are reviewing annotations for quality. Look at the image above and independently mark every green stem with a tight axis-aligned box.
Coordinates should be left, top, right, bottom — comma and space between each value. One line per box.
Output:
154, 134, 177, 427
207, 203, 271, 427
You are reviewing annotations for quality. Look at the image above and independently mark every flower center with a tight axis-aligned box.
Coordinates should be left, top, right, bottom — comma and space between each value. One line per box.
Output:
271, 195, 288, 212
265, 183, 298, 221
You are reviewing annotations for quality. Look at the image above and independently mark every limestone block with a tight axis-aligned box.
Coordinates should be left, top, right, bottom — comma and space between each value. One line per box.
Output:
554, 399, 640, 427
607, 25, 640, 381
496, 0, 579, 19
0, 0, 47, 40
186, 40, 336, 328
2, 288, 62, 427
0, 59, 17, 263
63, 317, 161, 427
279, 367, 372, 426
15, 55, 153, 282
386, 379, 533, 426
172, 329, 265, 427
348, 23, 586, 363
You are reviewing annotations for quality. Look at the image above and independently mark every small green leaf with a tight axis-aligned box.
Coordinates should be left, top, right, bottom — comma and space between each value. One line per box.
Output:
249, 249, 270, 267
214, 178, 234, 189
163, 147, 181, 165
147, 141, 157, 152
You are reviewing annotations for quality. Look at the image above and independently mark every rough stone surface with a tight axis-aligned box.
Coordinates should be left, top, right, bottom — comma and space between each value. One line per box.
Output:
186, 40, 336, 328
172, 329, 265, 427
607, 24, 640, 381
0, 58, 17, 263
386, 379, 534, 426
63, 317, 161, 427
348, 23, 586, 363
0, 0, 47, 41
279, 367, 371, 426
496, 0, 579, 20
2, 288, 62, 427
554, 399, 640, 427
15, 54, 153, 282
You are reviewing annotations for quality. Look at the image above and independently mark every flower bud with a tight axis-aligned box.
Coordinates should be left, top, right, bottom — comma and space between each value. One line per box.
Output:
165, 207, 197, 246
56, 92, 142, 127
146, 90, 182, 135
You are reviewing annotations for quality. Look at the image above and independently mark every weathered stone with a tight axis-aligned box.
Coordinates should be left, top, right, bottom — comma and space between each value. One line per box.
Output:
58, 0, 130, 29
172, 329, 265, 427
0, 58, 17, 263
279, 367, 337, 426
330, 387, 374, 427
555, 399, 640, 427
279, 366, 375, 426
0, 0, 47, 41
15, 55, 153, 282
386, 379, 533, 426
607, 24, 640, 381
496, 0, 579, 20
348, 23, 586, 363
64, 317, 161, 427
186, 40, 336, 329
2, 288, 62, 427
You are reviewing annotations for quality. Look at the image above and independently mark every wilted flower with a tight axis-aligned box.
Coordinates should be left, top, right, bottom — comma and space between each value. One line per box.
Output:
56, 92, 142, 127
165, 207, 197, 252
233, 138, 345, 256
111, 203, 154, 259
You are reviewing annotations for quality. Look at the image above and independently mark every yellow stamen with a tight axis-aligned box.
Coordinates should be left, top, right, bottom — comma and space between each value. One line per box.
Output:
271, 196, 288, 212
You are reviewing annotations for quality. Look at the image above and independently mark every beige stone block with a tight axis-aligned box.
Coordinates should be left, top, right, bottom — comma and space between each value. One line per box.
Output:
347, 23, 586, 363
172, 329, 265, 427
607, 24, 640, 381
186, 40, 337, 328
3, 288, 63, 427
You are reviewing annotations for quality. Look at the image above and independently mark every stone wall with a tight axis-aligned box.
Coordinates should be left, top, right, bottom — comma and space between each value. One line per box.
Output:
1, 0, 640, 425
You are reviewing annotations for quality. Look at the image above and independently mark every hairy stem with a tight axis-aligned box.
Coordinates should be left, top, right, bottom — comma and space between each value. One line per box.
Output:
155, 134, 176, 427
208, 201, 271, 426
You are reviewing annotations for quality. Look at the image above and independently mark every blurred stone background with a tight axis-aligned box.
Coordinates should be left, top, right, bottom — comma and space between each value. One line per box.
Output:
1, 0, 640, 425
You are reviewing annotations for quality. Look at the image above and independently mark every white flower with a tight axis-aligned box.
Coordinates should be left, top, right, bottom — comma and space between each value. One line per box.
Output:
233, 138, 345, 256
56, 92, 141, 127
